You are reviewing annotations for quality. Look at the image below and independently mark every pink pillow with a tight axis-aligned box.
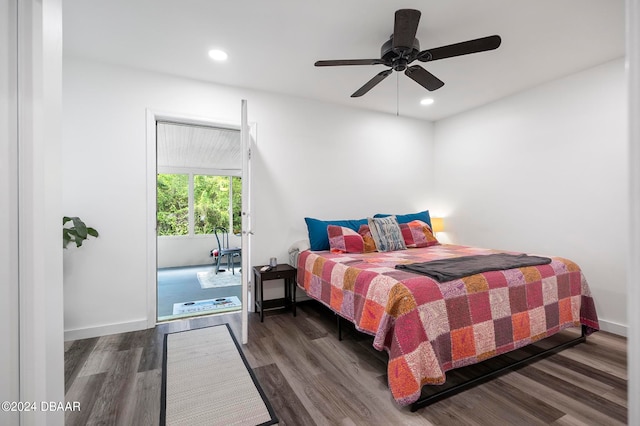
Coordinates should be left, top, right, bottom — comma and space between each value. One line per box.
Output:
400, 220, 439, 248
328, 225, 364, 253
357, 225, 377, 253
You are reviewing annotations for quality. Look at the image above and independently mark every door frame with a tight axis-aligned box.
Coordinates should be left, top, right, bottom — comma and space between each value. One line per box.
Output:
145, 109, 255, 329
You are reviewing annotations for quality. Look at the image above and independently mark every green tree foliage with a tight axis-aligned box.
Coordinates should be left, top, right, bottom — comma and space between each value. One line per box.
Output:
157, 173, 241, 236
231, 176, 242, 234
194, 175, 228, 234
157, 174, 189, 236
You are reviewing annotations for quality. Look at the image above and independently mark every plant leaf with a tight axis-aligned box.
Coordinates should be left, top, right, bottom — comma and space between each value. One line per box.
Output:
71, 217, 88, 238
63, 216, 98, 248
63, 228, 71, 248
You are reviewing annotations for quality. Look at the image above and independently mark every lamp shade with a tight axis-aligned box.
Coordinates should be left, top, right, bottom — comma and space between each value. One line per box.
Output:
431, 217, 444, 233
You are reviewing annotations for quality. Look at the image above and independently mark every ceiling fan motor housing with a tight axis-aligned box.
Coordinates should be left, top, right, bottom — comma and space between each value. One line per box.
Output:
380, 34, 420, 60
382, 36, 421, 71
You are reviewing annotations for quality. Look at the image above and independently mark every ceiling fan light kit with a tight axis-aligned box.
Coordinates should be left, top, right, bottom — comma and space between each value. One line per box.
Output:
315, 9, 502, 98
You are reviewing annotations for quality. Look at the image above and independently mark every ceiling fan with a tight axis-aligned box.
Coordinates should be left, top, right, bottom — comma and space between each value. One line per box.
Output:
314, 9, 501, 97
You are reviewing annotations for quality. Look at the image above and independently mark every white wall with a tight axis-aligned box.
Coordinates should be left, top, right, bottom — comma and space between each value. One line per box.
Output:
22, 1, 66, 422
1, 1, 20, 423
0, 0, 66, 424
627, 0, 640, 421
157, 237, 216, 269
62, 57, 435, 338
63, 55, 630, 339
433, 59, 627, 334
157, 234, 241, 269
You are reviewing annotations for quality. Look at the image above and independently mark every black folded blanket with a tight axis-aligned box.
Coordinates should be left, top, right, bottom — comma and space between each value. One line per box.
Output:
395, 253, 552, 282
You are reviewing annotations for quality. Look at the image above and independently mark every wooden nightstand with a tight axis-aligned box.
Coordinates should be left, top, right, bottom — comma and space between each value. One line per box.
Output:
253, 264, 297, 322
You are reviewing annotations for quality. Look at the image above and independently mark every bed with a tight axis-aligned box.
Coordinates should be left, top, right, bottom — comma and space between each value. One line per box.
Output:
292, 214, 599, 410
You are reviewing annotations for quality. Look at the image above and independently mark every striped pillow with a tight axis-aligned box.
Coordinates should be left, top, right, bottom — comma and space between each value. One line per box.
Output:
367, 216, 407, 252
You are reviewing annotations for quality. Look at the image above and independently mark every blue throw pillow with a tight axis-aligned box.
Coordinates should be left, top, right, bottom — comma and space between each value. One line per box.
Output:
374, 210, 432, 228
305, 217, 369, 251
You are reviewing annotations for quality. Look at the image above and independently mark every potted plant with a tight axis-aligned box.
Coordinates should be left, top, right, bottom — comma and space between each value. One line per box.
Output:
63, 216, 99, 248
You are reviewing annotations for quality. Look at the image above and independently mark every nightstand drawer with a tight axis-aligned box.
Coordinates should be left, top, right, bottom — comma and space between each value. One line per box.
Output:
262, 270, 295, 281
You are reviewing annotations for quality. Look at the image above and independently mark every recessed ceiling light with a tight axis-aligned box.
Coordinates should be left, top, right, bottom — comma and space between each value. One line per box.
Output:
208, 49, 228, 61
420, 98, 435, 106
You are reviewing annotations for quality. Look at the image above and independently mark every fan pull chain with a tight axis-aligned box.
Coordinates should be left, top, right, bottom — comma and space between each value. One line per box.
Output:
396, 72, 400, 116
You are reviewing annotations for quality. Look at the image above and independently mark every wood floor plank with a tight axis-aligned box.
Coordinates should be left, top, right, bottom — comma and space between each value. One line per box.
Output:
263, 314, 327, 376
549, 352, 626, 388
91, 332, 126, 353
504, 367, 627, 426
76, 345, 117, 378
533, 355, 626, 405
517, 365, 627, 423
116, 328, 148, 351
125, 370, 162, 426
65, 373, 107, 426
559, 339, 627, 379
289, 312, 329, 341
244, 330, 276, 368
437, 381, 550, 426
481, 376, 565, 423
418, 388, 502, 426
605, 384, 630, 407
262, 358, 337, 425
252, 363, 316, 426
136, 329, 164, 373
551, 413, 595, 426
85, 348, 143, 426
64, 337, 99, 392
310, 336, 425, 425
64, 301, 628, 426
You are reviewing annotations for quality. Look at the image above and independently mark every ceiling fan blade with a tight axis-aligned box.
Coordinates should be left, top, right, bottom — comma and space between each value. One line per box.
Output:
419, 35, 502, 62
315, 59, 388, 67
351, 69, 393, 97
405, 65, 444, 91
393, 9, 421, 51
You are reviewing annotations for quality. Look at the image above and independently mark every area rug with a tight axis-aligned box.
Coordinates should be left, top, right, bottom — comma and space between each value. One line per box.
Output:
197, 269, 242, 289
161, 324, 278, 426
172, 296, 241, 315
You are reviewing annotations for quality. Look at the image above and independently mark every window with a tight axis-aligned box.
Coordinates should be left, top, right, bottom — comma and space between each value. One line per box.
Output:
194, 175, 242, 235
157, 174, 189, 236
157, 173, 241, 236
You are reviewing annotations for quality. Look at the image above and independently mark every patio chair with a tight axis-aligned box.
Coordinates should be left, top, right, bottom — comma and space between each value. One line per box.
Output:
214, 227, 242, 274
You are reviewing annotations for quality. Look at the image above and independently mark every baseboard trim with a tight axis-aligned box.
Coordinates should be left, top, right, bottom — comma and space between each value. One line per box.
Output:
597, 319, 627, 337
64, 319, 149, 341
63, 313, 628, 341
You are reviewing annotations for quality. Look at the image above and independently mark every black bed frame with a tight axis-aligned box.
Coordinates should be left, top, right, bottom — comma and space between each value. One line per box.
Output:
335, 315, 588, 412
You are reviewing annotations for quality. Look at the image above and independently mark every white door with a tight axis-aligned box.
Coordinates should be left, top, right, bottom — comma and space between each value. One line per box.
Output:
240, 100, 254, 344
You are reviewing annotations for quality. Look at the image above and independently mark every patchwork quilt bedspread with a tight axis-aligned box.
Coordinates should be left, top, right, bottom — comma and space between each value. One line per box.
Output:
296, 244, 599, 406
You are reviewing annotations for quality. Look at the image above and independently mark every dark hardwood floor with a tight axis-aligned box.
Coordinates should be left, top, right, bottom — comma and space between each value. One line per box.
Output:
64, 301, 627, 425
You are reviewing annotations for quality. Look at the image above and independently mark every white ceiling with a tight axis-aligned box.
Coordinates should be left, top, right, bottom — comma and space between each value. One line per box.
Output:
63, 0, 625, 121
156, 122, 241, 170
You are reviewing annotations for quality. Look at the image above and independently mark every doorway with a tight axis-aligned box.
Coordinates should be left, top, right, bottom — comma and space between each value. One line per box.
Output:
146, 106, 254, 344
155, 121, 242, 321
